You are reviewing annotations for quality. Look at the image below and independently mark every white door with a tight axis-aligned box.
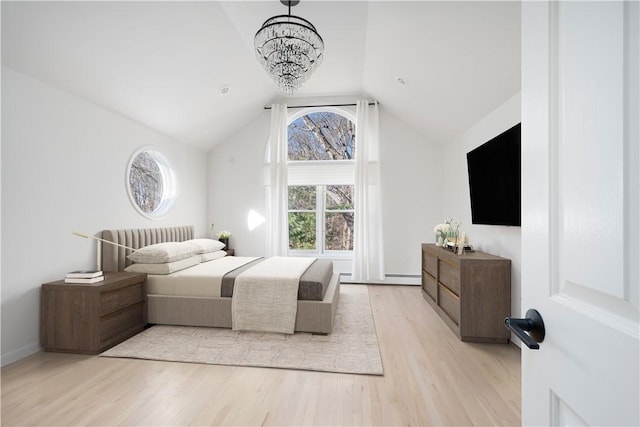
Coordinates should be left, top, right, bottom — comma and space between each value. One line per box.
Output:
521, 1, 639, 426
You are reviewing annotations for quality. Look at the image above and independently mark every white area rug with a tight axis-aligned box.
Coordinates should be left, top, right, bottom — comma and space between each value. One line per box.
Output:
101, 285, 383, 375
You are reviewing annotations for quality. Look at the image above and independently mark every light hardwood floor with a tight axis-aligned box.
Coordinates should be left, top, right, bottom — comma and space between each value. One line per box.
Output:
1, 285, 521, 426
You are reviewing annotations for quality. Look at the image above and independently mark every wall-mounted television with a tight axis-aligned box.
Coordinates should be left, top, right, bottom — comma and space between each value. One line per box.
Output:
466, 123, 521, 226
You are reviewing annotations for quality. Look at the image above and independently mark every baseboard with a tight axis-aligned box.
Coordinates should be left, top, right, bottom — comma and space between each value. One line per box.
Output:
1, 342, 41, 367
340, 274, 420, 285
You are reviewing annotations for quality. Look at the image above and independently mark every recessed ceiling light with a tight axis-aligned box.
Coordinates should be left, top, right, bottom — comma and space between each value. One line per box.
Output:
396, 76, 408, 86
219, 85, 230, 95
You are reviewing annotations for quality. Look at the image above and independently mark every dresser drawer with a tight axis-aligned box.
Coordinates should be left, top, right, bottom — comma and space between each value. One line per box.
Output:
438, 284, 460, 325
100, 283, 144, 316
438, 260, 460, 295
422, 251, 437, 277
422, 271, 437, 302
100, 302, 145, 344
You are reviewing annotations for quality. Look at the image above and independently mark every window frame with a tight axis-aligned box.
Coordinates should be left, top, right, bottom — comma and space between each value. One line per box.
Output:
285, 107, 356, 258
288, 184, 355, 257
125, 146, 177, 220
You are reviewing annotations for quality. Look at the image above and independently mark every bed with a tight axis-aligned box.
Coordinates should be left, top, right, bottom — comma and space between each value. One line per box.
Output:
100, 226, 340, 334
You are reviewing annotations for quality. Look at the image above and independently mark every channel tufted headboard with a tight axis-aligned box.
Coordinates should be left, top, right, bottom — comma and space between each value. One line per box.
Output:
101, 226, 194, 272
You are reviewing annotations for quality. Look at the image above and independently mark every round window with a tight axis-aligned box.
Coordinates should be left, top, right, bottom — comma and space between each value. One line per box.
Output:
126, 147, 177, 219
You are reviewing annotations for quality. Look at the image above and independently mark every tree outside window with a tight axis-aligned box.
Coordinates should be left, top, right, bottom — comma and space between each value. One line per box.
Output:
126, 147, 177, 219
288, 111, 355, 161
288, 185, 317, 250
129, 151, 163, 213
325, 185, 354, 251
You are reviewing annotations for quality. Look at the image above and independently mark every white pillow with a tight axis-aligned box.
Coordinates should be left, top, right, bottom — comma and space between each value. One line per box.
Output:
127, 242, 196, 264
184, 238, 225, 254
197, 250, 227, 263
124, 256, 200, 275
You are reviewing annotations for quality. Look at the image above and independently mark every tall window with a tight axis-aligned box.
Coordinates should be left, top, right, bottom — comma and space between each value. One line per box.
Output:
287, 110, 355, 255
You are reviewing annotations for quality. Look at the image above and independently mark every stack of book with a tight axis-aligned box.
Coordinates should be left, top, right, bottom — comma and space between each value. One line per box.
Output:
64, 270, 104, 284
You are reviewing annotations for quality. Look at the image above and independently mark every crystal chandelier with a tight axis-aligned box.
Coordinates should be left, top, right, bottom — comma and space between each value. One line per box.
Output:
254, 0, 324, 95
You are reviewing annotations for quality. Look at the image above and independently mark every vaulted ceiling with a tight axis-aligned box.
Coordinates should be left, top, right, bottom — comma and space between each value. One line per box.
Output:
2, 1, 521, 151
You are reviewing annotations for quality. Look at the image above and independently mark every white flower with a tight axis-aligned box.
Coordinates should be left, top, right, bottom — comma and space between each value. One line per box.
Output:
433, 223, 452, 234
434, 218, 461, 235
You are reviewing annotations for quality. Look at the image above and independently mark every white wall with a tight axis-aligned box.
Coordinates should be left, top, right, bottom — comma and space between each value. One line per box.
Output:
207, 102, 444, 278
379, 109, 444, 274
208, 111, 270, 257
441, 92, 522, 336
1, 67, 209, 366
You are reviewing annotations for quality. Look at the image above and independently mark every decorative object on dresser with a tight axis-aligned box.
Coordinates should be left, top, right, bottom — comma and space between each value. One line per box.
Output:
433, 218, 471, 253
433, 218, 460, 247
421, 243, 511, 343
41, 272, 147, 354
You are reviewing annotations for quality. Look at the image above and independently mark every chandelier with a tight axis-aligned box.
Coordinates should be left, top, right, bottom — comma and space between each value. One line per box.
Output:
254, 0, 324, 95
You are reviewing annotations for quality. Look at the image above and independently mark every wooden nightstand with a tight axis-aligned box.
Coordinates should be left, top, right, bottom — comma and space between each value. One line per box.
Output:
224, 249, 235, 256
41, 272, 147, 354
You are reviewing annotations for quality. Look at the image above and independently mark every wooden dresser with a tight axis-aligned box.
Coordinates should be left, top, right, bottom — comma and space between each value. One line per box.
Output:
41, 272, 147, 354
421, 244, 511, 343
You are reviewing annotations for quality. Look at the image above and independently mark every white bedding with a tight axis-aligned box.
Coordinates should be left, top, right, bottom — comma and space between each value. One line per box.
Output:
146, 256, 260, 298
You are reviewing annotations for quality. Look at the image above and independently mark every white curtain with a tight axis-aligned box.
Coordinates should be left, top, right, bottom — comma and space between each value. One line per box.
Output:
266, 104, 289, 256
352, 100, 385, 281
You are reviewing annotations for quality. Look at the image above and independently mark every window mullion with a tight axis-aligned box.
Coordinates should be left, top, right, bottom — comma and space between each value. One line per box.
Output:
317, 185, 324, 254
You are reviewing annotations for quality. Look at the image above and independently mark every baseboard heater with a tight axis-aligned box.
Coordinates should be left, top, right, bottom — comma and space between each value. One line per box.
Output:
339, 273, 420, 285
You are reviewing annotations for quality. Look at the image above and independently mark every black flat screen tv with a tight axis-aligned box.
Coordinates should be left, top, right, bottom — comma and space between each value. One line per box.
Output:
466, 123, 521, 226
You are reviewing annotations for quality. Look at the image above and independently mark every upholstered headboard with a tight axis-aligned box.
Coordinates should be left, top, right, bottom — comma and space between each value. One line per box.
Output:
101, 226, 194, 272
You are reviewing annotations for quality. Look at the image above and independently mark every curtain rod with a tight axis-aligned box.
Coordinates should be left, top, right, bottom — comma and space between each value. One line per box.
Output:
263, 101, 378, 110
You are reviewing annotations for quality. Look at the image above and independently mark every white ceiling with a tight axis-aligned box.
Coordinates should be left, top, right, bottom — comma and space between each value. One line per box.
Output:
2, 1, 521, 151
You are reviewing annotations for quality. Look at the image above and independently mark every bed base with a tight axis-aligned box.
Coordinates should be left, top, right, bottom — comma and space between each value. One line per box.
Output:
147, 272, 340, 334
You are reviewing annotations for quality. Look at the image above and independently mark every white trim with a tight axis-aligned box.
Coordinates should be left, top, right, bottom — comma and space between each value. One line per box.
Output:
1, 342, 40, 367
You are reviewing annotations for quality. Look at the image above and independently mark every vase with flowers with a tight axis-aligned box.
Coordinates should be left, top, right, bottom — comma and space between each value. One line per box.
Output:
218, 231, 231, 250
433, 218, 460, 247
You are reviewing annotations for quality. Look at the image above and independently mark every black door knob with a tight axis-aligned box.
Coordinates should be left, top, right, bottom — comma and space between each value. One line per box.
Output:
504, 309, 545, 349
